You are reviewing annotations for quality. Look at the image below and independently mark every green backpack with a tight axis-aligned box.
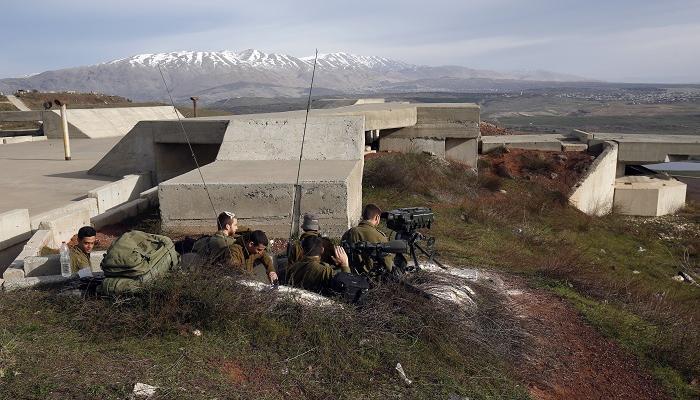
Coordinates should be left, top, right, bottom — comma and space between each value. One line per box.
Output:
99, 230, 180, 295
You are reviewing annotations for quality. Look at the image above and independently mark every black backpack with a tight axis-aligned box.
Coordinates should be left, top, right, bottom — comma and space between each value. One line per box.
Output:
328, 272, 371, 304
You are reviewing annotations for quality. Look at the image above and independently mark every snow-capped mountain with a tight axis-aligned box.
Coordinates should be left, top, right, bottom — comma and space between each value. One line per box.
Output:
0, 49, 592, 102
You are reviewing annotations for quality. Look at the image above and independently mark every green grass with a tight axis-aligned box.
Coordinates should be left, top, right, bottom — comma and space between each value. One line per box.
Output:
549, 284, 697, 399
498, 114, 700, 135
0, 269, 528, 399
363, 152, 700, 398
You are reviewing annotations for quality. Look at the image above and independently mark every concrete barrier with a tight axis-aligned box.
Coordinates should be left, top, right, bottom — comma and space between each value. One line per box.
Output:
0, 209, 31, 251
2, 229, 54, 280
140, 187, 159, 207
30, 198, 99, 230
38, 206, 93, 246
569, 141, 618, 215
88, 174, 152, 213
92, 198, 150, 229
2, 275, 70, 291
23, 250, 105, 277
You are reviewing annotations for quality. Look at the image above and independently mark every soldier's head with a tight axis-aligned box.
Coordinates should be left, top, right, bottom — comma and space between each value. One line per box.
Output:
301, 213, 320, 232
301, 235, 324, 257
217, 211, 238, 236
77, 226, 97, 254
362, 204, 382, 226
246, 230, 269, 255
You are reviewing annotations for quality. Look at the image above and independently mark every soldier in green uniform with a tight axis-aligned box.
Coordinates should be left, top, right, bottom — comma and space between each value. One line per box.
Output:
341, 204, 394, 275
232, 230, 278, 284
287, 235, 350, 292
191, 211, 239, 265
69, 226, 96, 273
287, 213, 334, 264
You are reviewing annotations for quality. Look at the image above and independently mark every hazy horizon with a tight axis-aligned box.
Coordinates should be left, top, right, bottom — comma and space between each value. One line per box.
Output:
2, 0, 700, 84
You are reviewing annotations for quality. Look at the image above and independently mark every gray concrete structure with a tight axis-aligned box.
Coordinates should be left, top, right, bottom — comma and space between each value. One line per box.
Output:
614, 176, 687, 216
159, 115, 365, 237
87, 102, 480, 236
0, 106, 181, 139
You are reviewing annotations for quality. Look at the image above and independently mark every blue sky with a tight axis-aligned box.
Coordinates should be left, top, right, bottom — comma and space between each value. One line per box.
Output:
1, 0, 699, 82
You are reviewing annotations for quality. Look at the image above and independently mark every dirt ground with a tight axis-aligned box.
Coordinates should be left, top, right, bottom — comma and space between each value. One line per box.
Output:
503, 276, 668, 400
482, 148, 593, 193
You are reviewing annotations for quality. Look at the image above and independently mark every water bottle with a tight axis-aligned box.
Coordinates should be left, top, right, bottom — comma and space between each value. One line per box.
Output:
60, 242, 71, 278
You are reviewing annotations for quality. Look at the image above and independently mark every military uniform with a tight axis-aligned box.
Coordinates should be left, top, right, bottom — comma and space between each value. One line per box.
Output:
231, 235, 275, 282
287, 256, 350, 292
191, 230, 237, 265
342, 220, 394, 274
287, 231, 335, 265
69, 246, 91, 273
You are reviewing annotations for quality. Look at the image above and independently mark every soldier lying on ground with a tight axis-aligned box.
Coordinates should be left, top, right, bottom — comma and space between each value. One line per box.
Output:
287, 235, 350, 292
341, 203, 394, 275
287, 213, 335, 265
70, 226, 96, 273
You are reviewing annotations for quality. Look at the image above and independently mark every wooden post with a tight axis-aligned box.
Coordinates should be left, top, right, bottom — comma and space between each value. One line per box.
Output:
60, 104, 71, 160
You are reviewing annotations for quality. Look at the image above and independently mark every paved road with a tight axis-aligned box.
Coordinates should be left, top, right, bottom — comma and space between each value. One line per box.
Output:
5, 95, 31, 111
0, 138, 121, 216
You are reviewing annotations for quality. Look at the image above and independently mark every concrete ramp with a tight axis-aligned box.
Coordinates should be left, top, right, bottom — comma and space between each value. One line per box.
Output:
40, 106, 181, 139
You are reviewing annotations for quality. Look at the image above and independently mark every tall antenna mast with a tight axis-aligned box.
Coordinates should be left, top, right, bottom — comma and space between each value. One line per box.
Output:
289, 49, 319, 239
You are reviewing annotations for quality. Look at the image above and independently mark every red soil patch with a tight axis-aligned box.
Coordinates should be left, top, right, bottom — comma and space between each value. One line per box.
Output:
482, 149, 593, 193
504, 277, 668, 400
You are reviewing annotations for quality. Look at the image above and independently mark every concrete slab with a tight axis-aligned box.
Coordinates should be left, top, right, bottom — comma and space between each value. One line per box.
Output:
88, 174, 152, 213
38, 206, 92, 246
0, 138, 120, 216
92, 197, 150, 229
585, 133, 700, 163
0, 209, 31, 250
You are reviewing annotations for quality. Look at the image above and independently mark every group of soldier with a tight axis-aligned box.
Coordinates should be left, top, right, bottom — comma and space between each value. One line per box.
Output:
65, 204, 394, 295
192, 204, 394, 292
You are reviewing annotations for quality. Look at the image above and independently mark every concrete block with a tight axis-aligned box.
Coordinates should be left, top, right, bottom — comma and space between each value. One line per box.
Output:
159, 160, 362, 237
3, 266, 25, 280
572, 129, 594, 141
24, 255, 60, 277
0, 209, 31, 250
38, 206, 92, 246
379, 137, 446, 158
30, 198, 99, 230
92, 198, 150, 229
1, 136, 33, 144
614, 176, 686, 216
3, 275, 70, 291
140, 187, 160, 207
88, 174, 152, 213
216, 116, 365, 162
445, 138, 478, 167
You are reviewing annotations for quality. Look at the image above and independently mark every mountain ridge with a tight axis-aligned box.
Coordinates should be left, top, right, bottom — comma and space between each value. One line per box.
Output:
0, 49, 595, 102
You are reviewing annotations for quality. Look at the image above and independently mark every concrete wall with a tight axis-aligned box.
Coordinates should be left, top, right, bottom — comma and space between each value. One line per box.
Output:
88, 120, 228, 181
88, 174, 152, 213
216, 116, 364, 162
30, 198, 98, 230
0, 209, 31, 251
379, 137, 446, 157
44, 106, 181, 139
569, 141, 618, 216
